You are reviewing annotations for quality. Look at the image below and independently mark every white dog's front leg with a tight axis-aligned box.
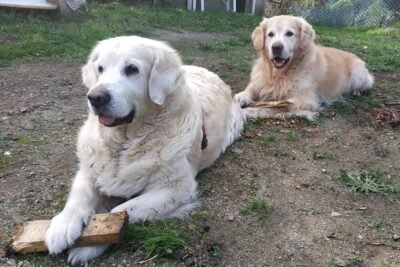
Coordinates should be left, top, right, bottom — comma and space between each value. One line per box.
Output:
111, 181, 198, 222
45, 170, 101, 255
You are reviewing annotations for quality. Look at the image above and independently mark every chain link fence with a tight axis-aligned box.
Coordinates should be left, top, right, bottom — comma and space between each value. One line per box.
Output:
265, 0, 400, 27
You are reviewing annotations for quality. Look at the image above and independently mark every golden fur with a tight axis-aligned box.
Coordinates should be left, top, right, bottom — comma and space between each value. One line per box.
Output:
234, 15, 374, 120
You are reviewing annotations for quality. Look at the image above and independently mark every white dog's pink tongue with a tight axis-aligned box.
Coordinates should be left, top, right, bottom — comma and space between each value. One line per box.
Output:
99, 115, 115, 126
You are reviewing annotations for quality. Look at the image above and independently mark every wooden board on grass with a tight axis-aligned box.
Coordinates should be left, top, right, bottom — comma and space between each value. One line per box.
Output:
9, 211, 129, 254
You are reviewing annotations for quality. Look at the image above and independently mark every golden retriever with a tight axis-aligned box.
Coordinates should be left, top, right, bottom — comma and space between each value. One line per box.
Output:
44, 36, 245, 264
234, 15, 374, 120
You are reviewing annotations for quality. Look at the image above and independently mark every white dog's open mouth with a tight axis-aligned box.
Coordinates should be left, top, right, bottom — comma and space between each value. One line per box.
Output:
98, 110, 135, 127
272, 57, 290, 69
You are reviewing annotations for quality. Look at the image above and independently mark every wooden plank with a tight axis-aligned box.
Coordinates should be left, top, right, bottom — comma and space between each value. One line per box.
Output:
0, 0, 57, 10
10, 211, 129, 254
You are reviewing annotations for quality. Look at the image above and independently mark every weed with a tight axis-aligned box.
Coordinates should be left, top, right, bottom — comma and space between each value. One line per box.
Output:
15, 135, 42, 146
347, 252, 364, 263
284, 131, 296, 141
311, 149, 336, 160
308, 207, 324, 215
261, 134, 277, 147
208, 243, 222, 257
374, 146, 389, 158
241, 199, 275, 226
198, 183, 212, 198
338, 169, 400, 195
373, 218, 391, 230
113, 220, 188, 259
24, 252, 49, 266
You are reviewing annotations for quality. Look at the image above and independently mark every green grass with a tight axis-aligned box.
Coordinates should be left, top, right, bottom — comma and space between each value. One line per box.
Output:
373, 218, 391, 230
284, 131, 296, 141
311, 148, 336, 160
0, 2, 259, 65
113, 221, 188, 259
23, 252, 49, 266
316, 24, 400, 71
338, 169, 400, 195
330, 93, 382, 124
347, 252, 364, 264
374, 146, 390, 158
261, 134, 277, 147
241, 199, 275, 226
0, 3, 399, 71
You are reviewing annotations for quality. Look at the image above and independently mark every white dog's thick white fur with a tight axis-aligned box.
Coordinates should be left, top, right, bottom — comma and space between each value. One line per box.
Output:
234, 15, 374, 120
45, 36, 245, 264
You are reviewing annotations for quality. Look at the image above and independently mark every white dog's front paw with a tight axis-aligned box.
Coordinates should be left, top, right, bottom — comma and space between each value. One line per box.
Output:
233, 91, 252, 108
45, 212, 86, 255
68, 245, 109, 265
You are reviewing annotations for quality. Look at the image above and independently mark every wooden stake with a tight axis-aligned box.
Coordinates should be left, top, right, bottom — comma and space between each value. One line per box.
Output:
9, 211, 128, 254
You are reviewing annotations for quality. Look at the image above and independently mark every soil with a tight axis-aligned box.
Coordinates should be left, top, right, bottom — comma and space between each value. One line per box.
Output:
1, 32, 400, 267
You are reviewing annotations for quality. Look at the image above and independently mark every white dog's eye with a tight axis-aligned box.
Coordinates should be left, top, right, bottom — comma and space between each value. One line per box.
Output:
268, 32, 275, 38
98, 66, 103, 74
286, 31, 294, 37
125, 64, 139, 76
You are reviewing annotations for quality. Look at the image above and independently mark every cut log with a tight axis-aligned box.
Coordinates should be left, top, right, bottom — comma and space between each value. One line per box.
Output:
9, 211, 128, 254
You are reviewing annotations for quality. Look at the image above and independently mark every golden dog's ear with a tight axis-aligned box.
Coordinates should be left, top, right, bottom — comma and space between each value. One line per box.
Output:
299, 18, 315, 49
149, 47, 182, 105
82, 48, 99, 89
252, 19, 268, 51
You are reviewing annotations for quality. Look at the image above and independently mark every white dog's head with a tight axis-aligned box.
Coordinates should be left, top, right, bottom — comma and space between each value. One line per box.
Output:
252, 15, 315, 70
82, 36, 183, 127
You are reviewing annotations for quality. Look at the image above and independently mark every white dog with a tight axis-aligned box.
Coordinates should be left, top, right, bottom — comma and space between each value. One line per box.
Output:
44, 36, 245, 264
234, 15, 374, 120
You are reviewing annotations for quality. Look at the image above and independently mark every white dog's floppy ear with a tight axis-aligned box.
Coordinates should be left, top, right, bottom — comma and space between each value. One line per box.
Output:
252, 18, 268, 51
149, 47, 182, 105
81, 48, 99, 89
299, 18, 315, 49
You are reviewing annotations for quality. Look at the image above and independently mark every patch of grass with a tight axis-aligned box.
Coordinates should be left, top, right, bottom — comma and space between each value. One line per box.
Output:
347, 252, 364, 264
0, 3, 260, 65
284, 131, 296, 141
261, 134, 277, 147
241, 199, 275, 226
316, 24, 400, 71
23, 252, 49, 266
15, 135, 42, 146
198, 183, 212, 198
311, 148, 336, 160
373, 218, 391, 230
208, 243, 222, 257
113, 221, 188, 259
338, 169, 400, 195
374, 146, 390, 158
308, 207, 324, 215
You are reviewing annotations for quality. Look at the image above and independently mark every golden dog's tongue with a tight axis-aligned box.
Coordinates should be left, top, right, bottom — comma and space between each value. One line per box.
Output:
99, 115, 115, 126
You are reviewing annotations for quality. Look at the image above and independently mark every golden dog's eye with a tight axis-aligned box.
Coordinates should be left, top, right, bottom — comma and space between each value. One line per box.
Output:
268, 32, 274, 38
98, 66, 103, 73
125, 64, 139, 76
286, 31, 294, 37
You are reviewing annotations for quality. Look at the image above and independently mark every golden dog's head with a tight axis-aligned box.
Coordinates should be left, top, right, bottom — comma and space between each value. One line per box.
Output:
252, 15, 315, 70
81, 36, 183, 127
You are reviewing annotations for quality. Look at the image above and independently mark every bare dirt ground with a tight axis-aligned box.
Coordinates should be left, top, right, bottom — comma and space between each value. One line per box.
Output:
1, 34, 400, 267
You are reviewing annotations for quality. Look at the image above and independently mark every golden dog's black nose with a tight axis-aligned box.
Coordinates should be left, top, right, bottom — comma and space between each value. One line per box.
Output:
272, 43, 283, 56
87, 89, 111, 109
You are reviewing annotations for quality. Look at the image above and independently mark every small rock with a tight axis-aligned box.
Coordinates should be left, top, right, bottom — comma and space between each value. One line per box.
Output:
227, 214, 235, 221
393, 234, 400, 241
3, 151, 12, 156
322, 168, 327, 173
19, 106, 29, 113
330, 211, 341, 217
231, 148, 243, 154
363, 45, 368, 49
21, 120, 34, 130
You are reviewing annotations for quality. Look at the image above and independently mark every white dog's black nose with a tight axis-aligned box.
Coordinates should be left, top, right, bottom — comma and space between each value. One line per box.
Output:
272, 43, 283, 56
87, 89, 111, 109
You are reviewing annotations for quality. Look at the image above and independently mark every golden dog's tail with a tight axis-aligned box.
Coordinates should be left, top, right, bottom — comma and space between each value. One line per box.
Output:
350, 60, 374, 94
